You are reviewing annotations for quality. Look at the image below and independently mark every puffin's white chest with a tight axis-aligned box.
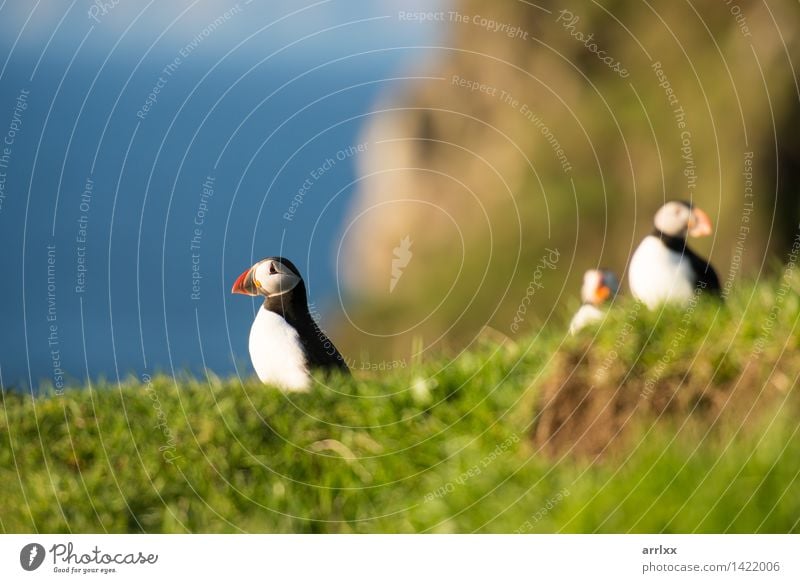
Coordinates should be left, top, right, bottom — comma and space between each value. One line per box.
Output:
249, 307, 310, 392
569, 304, 604, 334
629, 235, 696, 309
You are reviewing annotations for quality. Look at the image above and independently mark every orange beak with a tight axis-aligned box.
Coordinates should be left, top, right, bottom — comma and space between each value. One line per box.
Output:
231, 267, 257, 296
593, 284, 611, 305
688, 207, 713, 237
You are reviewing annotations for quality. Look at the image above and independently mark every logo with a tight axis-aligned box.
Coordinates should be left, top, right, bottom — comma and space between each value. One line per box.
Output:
390, 235, 413, 293
20, 543, 46, 571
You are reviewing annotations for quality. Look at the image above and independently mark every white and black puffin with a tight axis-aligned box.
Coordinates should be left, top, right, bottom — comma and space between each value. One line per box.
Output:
569, 269, 619, 334
629, 200, 720, 309
232, 257, 349, 391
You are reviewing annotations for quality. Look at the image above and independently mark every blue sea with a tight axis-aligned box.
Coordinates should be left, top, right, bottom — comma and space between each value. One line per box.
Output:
0, 0, 445, 389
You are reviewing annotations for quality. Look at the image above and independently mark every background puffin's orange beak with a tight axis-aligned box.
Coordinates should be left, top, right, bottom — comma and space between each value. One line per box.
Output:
689, 207, 713, 237
231, 267, 256, 295
593, 284, 611, 305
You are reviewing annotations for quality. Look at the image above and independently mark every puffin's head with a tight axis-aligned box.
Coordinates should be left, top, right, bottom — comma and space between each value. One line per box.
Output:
653, 200, 713, 238
581, 269, 619, 306
231, 257, 303, 298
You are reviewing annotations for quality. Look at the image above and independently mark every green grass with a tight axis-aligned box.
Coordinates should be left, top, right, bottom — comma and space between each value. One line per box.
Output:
1, 277, 799, 533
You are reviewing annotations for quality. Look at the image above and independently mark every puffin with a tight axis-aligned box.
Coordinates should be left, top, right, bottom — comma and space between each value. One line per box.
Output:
232, 257, 349, 391
629, 200, 720, 309
569, 269, 619, 334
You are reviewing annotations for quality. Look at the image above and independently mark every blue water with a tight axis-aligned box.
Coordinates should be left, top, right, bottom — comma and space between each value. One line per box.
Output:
0, 1, 445, 389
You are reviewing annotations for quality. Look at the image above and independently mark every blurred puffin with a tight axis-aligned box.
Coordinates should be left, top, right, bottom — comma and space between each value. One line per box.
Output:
629, 200, 720, 309
570, 269, 619, 334
232, 257, 349, 391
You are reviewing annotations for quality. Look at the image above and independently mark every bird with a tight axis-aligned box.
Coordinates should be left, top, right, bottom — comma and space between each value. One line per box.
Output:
569, 269, 619, 334
629, 200, 720, 309
231, 257, 349, 391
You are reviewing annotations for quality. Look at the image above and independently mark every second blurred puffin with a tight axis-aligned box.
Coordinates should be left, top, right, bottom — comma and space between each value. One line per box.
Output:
570, 269, 619, 334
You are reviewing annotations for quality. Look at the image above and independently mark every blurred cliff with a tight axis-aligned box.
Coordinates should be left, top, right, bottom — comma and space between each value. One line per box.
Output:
334, 0, 800, 362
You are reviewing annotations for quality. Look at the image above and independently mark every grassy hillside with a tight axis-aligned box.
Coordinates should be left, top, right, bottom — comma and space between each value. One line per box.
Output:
2, 277, 799, 533
339, 0, 800, 359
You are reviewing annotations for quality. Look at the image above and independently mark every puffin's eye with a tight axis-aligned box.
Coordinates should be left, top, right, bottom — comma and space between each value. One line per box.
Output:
269, 263, 278, 275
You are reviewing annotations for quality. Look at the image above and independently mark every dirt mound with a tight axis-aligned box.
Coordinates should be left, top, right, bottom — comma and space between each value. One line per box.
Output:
531, 346, 788, 459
